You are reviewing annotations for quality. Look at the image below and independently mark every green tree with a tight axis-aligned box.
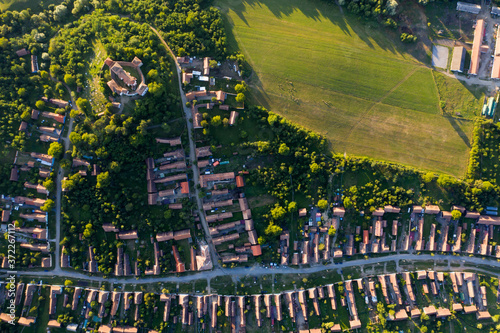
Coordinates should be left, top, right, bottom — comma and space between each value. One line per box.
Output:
234, 83, 248, 94
422, 172, 434, 183
437, 174, 458, 188
39, 71, 49, 80
53, 4, 68, 21
264, 222, 282, 237
211, 115, 222, 127
83, 223, 94, 238
317, 199, 328, 210
48, 142, 64, 159
64, 74, 75, 86
235, 93, 246, 103
288, 201, 297, 213
278, 143, 290, 156
18, 88, 27, 97
43, 179, 55, 192
268, 113, 279, 126
96, 171, 111, 189
147, 69, 159, 80
109, 161, 121, 173
328, 226, 336, 236
41, 199, 55, 212
271, 205, 286, 220
451, 209, 462, 220
310, 162, 320, 173
35, 100, 45, 109
20, 109, 31, 121
76, 98, 91, 114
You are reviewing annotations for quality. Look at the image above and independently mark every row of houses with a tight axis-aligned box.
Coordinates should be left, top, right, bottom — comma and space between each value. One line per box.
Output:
85, 226, 212, 275
15, 48, 38, 73
7, 269, 491, 331
146, 144, 190, 206
202, 173, 262, 262
276, 203, 499, 265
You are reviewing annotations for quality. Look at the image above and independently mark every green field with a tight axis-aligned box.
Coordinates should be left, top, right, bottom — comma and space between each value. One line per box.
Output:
217, 0, 483, 176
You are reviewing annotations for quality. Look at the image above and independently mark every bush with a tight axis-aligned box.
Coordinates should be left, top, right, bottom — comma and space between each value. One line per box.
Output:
400, 33, 417, 43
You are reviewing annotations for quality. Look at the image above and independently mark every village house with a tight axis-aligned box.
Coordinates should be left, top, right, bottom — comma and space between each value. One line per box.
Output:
469, 19, 485, 76
16, 48, 29, 57
31, 55, 38, 73
49, 286, 62, 315
41, 98, 69, 109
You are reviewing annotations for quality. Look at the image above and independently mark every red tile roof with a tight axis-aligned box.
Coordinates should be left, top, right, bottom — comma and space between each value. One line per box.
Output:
251, 245, 262, 256
235, 175, 244, 187
180, 181, 190, 194
469, 19, 485, 75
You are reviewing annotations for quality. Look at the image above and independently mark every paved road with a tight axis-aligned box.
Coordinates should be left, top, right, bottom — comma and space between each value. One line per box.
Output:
53, 82, 76, 274
149, 26, 220, 268
5, 254, 500, 285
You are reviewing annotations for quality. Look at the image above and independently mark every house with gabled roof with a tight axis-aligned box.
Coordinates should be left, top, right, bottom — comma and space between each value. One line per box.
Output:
1, 209, 10, 222
98, 291, 109, 318
18, 317, 35, 326
72, 288, 82, 311
425, 205, 440, 214
16, 48, 29, 57
110, 292, 121, 317
49, 286, 62, 315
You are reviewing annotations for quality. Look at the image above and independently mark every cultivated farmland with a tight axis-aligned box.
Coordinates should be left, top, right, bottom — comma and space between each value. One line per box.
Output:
218, 0, 484, 176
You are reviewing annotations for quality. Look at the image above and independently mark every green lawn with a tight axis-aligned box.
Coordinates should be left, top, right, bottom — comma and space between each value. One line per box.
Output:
433, 71, 486, 119
217, 0, 481, 176
84, 40, 109, 115
382, 67, 439, 114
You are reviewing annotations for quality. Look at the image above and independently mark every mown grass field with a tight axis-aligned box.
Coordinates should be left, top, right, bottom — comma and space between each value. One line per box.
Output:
217, 0, 484, 176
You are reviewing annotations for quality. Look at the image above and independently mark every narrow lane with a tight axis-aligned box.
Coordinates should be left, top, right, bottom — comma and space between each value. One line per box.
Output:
53, 82, 76, 274
149, 26, 220, 268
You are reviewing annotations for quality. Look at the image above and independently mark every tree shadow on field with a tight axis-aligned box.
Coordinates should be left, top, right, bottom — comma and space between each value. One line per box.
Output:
224, 0, 406, 55
445, 116, 471, 148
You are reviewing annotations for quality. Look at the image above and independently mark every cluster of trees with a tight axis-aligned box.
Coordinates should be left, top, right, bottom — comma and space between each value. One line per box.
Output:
467, 119, 500, 184
91, 0, 227, 58
242, 108, 329, 242
336, 0, 398, 19
400, 32, 417, 43
342, 181, 414, 214
54, 13, 196, 276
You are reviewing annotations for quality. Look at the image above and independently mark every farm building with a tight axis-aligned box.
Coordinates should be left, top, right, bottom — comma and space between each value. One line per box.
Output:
450, 46, 466, 72
457, 1, 481, 14
469, 19, 485, 76
482, 96, 497, 118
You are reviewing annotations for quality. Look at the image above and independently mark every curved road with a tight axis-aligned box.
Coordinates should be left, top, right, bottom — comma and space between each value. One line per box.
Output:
149, 26, 221, 268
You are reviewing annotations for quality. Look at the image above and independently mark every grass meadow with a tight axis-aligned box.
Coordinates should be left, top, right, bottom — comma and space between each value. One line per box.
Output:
217, 0, 484, 176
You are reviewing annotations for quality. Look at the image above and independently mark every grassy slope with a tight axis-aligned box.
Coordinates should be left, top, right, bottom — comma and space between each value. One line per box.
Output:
217, 0, 480, 176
